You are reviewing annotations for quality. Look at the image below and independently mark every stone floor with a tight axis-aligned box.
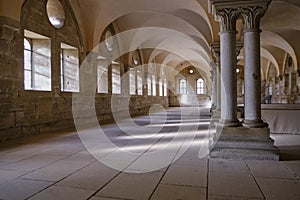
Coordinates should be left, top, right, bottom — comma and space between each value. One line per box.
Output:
0, 107, 299, 200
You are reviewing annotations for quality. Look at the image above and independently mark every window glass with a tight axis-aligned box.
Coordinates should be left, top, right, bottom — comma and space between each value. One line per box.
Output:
137, 70, 143, 95
24, 30, 51, 91
196, 78, 205, 94
152, 75, 156, 96
46, 0, 65, 28
97, 58, 108, 93
130, 68, 136, 95
112, 63, 121, 94
60, 43, 79, 92
179, 79, 187, 94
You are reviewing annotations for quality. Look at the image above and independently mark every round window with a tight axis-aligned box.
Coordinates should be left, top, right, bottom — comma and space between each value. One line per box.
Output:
105, 30, 114, 51
46, 0, 65, 28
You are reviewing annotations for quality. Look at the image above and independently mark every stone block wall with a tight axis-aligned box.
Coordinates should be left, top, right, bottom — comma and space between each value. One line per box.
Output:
0, 0, 168, 143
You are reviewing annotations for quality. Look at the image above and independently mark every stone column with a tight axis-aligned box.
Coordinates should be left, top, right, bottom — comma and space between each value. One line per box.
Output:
121, 64, 130, 96
209, 0, 278, 161
291, 71, 298, 103
241, 6, 269, 127
211, 68, 216, 109
215, 8, 241, 127
211, 43, 220, 114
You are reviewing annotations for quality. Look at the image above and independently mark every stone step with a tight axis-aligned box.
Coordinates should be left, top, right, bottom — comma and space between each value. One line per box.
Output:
209, 126, 279, 160
216, 135, 275, 143
209, 147, 279, 160
213, 139, 278, 150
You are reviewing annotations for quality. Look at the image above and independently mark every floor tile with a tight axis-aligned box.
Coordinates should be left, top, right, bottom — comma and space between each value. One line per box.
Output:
0, 155, 64, 172
173, 152, 207, 167
0, 161, 10, 167
40, 141, 85, 156
0, 179, 52, 200
209, 160, 263, 199
90, 197, 127, 200
56, 161, 119, 190
247, 161, 296, 179
0, 145, 44, 162
282, 161, 300, 178
209, 195, 264, 200
0, 169, 27, 184
209, 159, 250, 175
256, 177, 300, 200
28, 185, 94, 200
151, 184, 206, 200
125, 153, 175, 173
161, 164, 207, 187
22, 152, 94, 181
96, 172, 163, 200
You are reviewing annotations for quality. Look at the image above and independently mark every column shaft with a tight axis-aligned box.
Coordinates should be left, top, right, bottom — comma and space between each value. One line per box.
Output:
241, 6, 269, 128
211, 43, 221, 113
212, 66, 217, 109
244, 31, 262, 123
220, 31, 239, 126
216, 63, 221, 111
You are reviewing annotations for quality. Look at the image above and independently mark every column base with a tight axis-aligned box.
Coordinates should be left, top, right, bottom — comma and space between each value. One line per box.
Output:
211, 109, 221, 119
217, 119, 242, 127
209, 126, 279, 160
243, 119, 268, 128
209, 110, 221, 130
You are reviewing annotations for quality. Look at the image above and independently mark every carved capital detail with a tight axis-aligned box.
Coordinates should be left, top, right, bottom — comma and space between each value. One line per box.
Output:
215, 8, 239, 32
211, 42, 220, 61
240, 6, 267, 31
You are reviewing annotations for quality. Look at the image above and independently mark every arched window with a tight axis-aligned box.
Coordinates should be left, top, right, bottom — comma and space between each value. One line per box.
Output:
23, 30, 51, 91
196, 78, 205, 94
130, 68, 136, 95
163, 78, 167, 96
152, 75, 156, 96
147, 75, 152, 96
159, 78, 163, 96
24, 38, 32, 89
112, 61, 121, 94
137, 69, 143, 95
60, 43, 79, 92
97, 57, 108, 94
179, 79, 187, 94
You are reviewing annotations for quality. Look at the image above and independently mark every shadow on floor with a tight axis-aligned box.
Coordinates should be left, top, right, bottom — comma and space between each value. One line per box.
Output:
278, 145, 300, 161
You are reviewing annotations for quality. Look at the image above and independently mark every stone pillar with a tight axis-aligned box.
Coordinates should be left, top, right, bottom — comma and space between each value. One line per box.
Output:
236, 42, 243, 106
291, 71, 298, 103
211, 43, 220, 114
211, 68, 217, 109
241, 6, 269, 127
215, 8, 241, 127
121, 64, 130, 96
209, 0, 278, 160
273, 76, 280, 103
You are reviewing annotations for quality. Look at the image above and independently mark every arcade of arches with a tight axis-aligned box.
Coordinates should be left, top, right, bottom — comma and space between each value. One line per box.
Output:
0, 0, 300, 199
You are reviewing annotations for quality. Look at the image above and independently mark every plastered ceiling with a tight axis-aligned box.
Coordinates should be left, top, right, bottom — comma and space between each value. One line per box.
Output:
1, 0, 300, 79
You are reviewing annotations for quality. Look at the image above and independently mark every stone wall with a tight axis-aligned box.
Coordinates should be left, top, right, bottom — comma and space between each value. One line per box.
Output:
0, 0, 168, 143
264, 56, 300, 104
168, 66, 211, 107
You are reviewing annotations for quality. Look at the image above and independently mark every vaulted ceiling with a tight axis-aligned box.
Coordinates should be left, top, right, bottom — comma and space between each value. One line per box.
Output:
1, 0, 300, 80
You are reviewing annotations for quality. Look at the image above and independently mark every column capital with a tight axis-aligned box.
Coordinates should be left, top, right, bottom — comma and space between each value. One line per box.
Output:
214, 8, 240, 32
211, 0, 271, 31
211, 42, 220, 61
240, 5, 269, 31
